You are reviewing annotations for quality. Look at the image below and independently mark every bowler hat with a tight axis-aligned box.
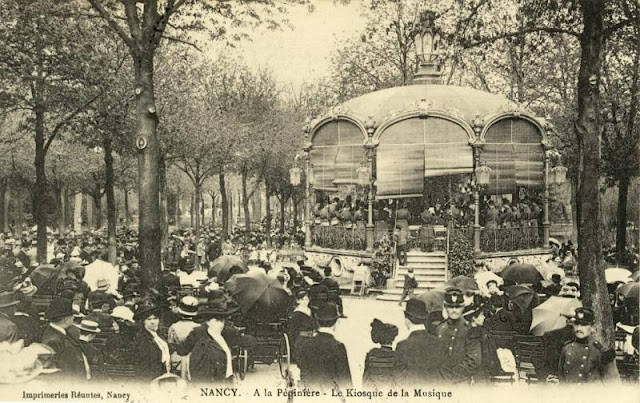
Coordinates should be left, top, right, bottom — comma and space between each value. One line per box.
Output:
315, 302, 340, 321
404, 299, 428, 320
0, 291, 20, 308
572, 307, 595, 325
45, 297, 74, 321
96, 278, 110, 290
443, 287, 465, 307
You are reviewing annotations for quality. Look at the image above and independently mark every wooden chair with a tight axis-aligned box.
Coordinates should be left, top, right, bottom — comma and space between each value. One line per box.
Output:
103, 363, 136, 380
351, 267, 368, 296
513, 335, 545, 382
616, 358, 639, 383
489, 330, 517, 351
31, 295, 54, 313
433, 225, 447, 250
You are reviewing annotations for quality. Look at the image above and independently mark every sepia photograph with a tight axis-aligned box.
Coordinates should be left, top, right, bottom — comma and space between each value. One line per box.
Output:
0, 0, 638, 402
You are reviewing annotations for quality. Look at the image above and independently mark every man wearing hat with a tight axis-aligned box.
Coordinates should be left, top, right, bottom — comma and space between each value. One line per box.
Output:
557, 307, 614, 383
395, 299, 444, 385
76, 319, 104, 380
187, 300, 239, 383
296, 302, 352, 390
0, 291, 19, 343
437, 287, 481, 383
41, 297, 93, 380
88, 278, 117, 312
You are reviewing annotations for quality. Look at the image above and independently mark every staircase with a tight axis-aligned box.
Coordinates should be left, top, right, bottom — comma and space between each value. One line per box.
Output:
377, 251, 448, 301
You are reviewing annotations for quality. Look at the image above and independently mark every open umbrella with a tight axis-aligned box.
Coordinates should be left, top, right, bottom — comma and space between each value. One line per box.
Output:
530, 296, 582, 336
548, 237, 561, 247
504, 285, 535, 313
83, 259, 119, 292
210, 255, 249, 284
445, 275, 478, 292
29, 264, 60, 289
499, 263, 543, 285
630, 271, 640, 282
413, 289, 446, 314
616, 282, 639, 299
225, 270, 290, 323
605, 267, 633, 284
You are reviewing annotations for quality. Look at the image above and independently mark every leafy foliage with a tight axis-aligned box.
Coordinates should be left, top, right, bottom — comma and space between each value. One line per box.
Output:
448, 230, 475, 278
370, 236, 395, 288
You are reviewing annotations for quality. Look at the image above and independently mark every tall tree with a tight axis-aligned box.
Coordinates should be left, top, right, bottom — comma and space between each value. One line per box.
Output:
0, 0, 104, 262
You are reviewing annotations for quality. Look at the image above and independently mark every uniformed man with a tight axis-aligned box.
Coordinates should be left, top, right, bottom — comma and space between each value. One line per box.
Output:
557, 307, 615, 383
437, 287, 481, 384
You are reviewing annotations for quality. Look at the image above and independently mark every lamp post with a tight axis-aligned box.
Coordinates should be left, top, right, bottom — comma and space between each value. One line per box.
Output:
541, 119, 556, 247
289, 125, 314, 248
364, 116, 377, 252
473, 160, 492, 255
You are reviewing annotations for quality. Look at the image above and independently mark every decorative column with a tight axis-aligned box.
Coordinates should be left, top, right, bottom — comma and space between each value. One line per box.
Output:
543, 151, 551, 246
471, 115, 485, 257
542, 118, 554, 247
303, 126, 313, 249
364, 117, 378, 253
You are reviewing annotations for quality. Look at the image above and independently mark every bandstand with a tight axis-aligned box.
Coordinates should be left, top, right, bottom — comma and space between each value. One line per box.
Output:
291, 18, 568, 294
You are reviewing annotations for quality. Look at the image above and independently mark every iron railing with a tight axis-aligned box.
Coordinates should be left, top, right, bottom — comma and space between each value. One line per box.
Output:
311, 224, 366, 251
481, 226, 543, 253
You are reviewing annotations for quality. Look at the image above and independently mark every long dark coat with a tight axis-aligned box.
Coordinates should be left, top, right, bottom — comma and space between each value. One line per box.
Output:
297, 332, 352, 390
41, 325, 88, 380
395, 329, 444, 385
286, 311, 317, 363
132, 329, 167, 382
189, 331, 232, 384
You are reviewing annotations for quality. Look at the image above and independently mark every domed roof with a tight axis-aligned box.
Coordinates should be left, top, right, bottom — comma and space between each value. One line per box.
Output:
335, 84, 519, 124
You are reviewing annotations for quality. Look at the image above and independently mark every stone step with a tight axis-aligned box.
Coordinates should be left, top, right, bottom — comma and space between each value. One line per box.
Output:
405, 255, 447, 262
395, 271, 447, 279
397, 264, 447, 272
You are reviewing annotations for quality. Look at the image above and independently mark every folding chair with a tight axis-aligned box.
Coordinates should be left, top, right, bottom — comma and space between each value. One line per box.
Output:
513, 335, 546, 383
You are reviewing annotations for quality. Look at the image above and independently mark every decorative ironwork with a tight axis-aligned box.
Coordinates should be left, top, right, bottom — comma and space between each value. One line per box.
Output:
311, 225, 366, 251
480, 226, 544, 253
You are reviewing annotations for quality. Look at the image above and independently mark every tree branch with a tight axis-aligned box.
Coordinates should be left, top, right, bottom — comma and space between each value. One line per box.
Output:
161, 35, 203, 52
463, 27, 580, 49
86, 0, 134, 49
44, 91, 103, 154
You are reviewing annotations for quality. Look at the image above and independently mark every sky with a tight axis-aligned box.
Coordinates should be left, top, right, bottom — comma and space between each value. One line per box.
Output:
205, 0, 366, 92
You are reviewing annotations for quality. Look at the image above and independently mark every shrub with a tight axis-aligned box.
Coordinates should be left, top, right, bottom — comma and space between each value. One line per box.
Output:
370, 236, 395, 287
449, 231, 475, 278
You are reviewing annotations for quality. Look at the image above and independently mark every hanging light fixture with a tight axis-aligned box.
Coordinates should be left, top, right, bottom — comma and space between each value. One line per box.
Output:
356, 161, 370, 187
551, 165, 568, 185
289, 165, 302, 187
476, 161, 492, 187
307, 165, 314, 186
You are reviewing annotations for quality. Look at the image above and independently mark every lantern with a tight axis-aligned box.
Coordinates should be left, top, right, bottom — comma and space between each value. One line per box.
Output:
356, 162, 370, 187
551, 165, 568, 185
475, 162, 492, 186
414, 11, 440, 64
289, 166, 302, 187
307, 166, 314, 186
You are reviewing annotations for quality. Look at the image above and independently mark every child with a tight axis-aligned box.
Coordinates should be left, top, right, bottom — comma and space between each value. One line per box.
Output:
398, 268, 418, 306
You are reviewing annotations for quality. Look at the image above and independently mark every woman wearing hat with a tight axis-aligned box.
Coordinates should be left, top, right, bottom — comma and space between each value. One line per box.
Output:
168, 296, 200, 375
462, 302, 503, 383
132, 300, 171, 382
187, 300, 239, 383
362, 319, 398, 388
286, 291, 317, 364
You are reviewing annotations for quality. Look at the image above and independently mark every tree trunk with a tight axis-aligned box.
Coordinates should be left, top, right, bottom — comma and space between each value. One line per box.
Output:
93, 192, 103, 230
103, 135, 118, 265
15, 192, 23, 238
265, 183, 272, 247
279, 197, 286, 237
220, 173, 229, 241
241, 169, 251, 238
2, 182, 8, 233
576, 0, 615, 351
123, 187, 130, 227
293, 198, 299, 232
74, 193, 83, 233
190, 193, 194, 228
194, 184, 201, 238
57, 184, 65, 235
64, 187, 71, 231
175, 189, 181, 230
34, 105, 48, 263
211, 193, 216, 228
615, 176, 630, 260
0, 181, 5, 234
159, 157, 168, 254
200, 190, 205, 228
86, 194, 94, 229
